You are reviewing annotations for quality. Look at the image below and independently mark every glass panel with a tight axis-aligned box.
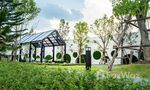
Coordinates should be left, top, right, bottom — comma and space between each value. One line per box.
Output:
20, 35, 32, 43
32, 31, 53, 42
23, 33, 43, 43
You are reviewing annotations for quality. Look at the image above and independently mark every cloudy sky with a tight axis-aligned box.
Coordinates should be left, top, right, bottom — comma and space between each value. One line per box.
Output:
32, 0, 112, 37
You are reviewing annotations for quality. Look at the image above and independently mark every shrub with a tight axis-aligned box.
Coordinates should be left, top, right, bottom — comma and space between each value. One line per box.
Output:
56, 52, 62, 59
36, 55, 40, 58
76, 54, 86, 63
73, 52, 78, 58
123, 54, 138, 64
140, 51, 144, 60
32, 53, 36, 59
63, 54, 71, 63
93, 51, 101, 60
0, 62, 149, 90
44, 55, 52, 62
111, 50, 118, 57
54, 61, 64, 63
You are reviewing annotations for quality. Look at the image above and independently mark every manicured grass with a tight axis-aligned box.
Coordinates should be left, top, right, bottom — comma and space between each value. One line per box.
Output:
0, 62, 149, 90
25, 62, 150, 79
111, 64, 150, 79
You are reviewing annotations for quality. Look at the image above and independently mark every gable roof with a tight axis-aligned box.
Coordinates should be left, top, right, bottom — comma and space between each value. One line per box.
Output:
20, 30, 65, 47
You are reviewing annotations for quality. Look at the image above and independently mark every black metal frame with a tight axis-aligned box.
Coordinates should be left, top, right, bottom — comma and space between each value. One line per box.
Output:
19, 30, 66, 63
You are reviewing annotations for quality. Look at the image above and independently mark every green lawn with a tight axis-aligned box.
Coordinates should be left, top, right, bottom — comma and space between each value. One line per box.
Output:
111, 64, 150, 79
0, 62, 149, 90
35, 63, 150, 79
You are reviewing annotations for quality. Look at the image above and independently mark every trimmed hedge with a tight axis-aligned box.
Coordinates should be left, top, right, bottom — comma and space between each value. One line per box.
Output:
56, 52, 62, 59
73, 52, 78, 58
44, 55, 52, 62
54, 61, 64, 63
93, 51, 101, 60
63, 54, 71, 63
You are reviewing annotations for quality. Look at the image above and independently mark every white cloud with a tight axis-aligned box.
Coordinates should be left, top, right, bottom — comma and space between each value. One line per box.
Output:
82, 0, 113, 24
49, 19, 60, 29
49, 18, 77, 39
34, 0, 113, 37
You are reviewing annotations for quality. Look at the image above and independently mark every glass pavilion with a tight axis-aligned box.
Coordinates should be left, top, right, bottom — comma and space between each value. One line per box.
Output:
19, 30, 66, 62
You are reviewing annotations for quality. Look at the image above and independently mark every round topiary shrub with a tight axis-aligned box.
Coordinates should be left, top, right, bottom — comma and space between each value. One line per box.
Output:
63, 54, 71, 63
123, 54, 138, 64
73, 52, 78, 58
56, 52, 62, 59
32, 53, 36, 59
44, 55, 52, 62
93, 51, 101, 60
36, 55, 40, 58
111, 50, 118, 57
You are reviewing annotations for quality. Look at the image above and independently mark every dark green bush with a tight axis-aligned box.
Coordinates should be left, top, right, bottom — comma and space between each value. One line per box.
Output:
0, 62, 149, 90
56, 52, 62, 59
23, 54, 28, 61
111, 50, 118, 57
44, 55, 52, 62
73, 52, 78, 58
93, 51, 101, 60
32, 53, 36, 59
123, 54, 138, 64
63, 54, 71, 63
36, 55, 40, 58
54, 61, 64, 63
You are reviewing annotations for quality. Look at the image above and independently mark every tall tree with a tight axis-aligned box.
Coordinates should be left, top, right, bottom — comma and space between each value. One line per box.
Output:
112, 0, 150, 62
74, 21, 89, 63
57, 19, 70, 61
108, 0, 150, 71
91, 15, 115, 64
10, 0, 40, 61
0, 0, 24, 60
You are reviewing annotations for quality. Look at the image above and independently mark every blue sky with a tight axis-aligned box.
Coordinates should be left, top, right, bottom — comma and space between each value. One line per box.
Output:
36, 0, 84, 21
32, 0, 112, 34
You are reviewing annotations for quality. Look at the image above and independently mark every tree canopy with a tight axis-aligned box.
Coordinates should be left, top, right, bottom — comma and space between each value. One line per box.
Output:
0, 0, 24, 54
74, 21, 89, 63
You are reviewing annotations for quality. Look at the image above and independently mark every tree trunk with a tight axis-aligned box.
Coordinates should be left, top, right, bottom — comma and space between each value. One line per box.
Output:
78, 46, 82, 63
108, 49, 118, 71
11, 50, 14, 61
136, 15, 150, 61
108, 15, 131, 71
102, 51, 106, 64
121, 39, 124, 64
129, 50, 133, 64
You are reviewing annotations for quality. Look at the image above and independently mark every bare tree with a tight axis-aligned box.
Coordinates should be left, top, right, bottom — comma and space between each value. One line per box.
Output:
57, 19, 70, 61
91, 15, 115, 64
108, 15, 131, 71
